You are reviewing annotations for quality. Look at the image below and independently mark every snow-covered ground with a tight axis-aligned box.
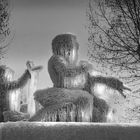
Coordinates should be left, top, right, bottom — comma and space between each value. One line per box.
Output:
1, 122, 140, 140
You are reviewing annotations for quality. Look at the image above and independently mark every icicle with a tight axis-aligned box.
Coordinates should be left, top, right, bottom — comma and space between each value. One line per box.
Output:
26, 61, 43, 117
5, 68, 21, 112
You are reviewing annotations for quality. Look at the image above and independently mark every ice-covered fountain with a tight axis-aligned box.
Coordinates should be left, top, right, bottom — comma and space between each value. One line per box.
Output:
29, 33, 131, 122
1, 33, 139, 140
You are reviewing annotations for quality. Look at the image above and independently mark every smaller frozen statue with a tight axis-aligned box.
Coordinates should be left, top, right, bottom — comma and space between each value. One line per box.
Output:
29, 33, 131, 122
1, 61, 42, 122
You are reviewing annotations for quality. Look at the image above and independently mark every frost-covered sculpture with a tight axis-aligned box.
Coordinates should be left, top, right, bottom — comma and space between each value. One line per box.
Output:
0, 64, 31, 122
26, 61, 43, 117
48, 34, 89, 89
30, 34, 93, 122
88, 76, 131, 122
30, 33, 131, 122
4, 67, 21, 112
1, 61, 43, 122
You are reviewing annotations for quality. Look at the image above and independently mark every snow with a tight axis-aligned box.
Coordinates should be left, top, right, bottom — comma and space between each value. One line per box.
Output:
1, 122, 140, 140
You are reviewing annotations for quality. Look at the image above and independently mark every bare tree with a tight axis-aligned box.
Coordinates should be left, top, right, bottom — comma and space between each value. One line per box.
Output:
0, 0, 12, 59
87, 0, 140, 87
87, 0, 140, 122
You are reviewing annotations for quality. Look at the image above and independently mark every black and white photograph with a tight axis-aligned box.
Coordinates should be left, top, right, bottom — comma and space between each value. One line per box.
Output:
0, 0, 140, 139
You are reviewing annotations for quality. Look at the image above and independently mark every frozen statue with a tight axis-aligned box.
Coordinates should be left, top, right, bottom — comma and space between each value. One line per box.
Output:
1, 61, 42, 122
30, 33, 131, 122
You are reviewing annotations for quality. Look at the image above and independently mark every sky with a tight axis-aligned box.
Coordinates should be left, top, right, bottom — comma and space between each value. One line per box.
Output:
3, 0, 90, 89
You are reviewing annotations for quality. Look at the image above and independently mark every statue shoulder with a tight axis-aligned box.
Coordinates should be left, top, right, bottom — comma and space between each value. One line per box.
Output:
48, 55, 67, 65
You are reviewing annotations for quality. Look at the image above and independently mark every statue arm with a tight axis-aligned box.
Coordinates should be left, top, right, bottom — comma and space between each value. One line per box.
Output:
53, 55, 87, 77
89, 76, 131, 98
3, 69, 31, 91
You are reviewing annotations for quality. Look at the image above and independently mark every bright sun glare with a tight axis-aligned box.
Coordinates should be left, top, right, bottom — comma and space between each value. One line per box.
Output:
92, 84, 110, 101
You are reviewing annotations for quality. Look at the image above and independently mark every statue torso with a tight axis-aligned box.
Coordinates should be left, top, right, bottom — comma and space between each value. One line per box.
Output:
48, 55, 87, 89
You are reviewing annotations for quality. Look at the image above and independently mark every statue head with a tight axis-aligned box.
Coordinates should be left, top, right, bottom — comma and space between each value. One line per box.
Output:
52, 33, 79, 65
